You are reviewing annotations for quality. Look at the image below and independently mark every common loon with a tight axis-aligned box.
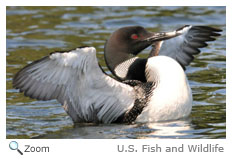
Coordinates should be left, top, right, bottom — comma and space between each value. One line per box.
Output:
13, 25, 221, 124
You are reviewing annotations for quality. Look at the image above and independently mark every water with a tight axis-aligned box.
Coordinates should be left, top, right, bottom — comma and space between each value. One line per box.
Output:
6, 6, 226, 139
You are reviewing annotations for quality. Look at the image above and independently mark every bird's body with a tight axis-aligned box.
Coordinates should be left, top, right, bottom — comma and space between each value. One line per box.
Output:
13, 25, 221, 124
136, 56, 192, 122
13, 47, 192, 123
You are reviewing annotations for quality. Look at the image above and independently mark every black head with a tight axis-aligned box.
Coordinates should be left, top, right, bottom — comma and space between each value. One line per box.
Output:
104, 26, 157, 80
105, 26, 155, 56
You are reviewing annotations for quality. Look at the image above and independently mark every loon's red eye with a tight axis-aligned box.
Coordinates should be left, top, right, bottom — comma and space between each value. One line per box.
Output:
131, 34, 138, 40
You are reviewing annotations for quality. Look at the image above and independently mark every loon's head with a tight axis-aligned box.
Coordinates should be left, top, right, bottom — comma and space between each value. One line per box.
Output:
104, 26, 151, 79
104, 26, 173, 82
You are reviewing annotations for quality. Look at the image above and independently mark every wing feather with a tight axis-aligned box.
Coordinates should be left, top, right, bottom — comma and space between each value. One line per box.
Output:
13, 47, 135, 123
154, 25, 222, 68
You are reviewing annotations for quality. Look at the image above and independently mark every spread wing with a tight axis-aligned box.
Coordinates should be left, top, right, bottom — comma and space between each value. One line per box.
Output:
13, 47, 135, 123
150, 25, 222, 68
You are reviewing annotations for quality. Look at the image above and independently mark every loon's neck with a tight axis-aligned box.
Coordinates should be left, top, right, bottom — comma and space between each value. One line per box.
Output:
104, 48, 147, 82
124, 58, 147, 82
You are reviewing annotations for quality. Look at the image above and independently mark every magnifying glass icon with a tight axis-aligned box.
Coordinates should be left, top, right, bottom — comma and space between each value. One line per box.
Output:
9, 141, 23, 155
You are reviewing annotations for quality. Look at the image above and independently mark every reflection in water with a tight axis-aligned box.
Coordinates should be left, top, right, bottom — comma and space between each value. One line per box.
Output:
6, 6, 226, 139
35, 120, 198, 139
146, 120, 193, 138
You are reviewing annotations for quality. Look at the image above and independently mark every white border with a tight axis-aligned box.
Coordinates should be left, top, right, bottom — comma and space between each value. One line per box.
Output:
1, 1, 230, 160
2, 0, 230, 6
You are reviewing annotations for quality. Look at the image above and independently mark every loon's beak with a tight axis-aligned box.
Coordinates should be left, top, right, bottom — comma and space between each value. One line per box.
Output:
144, 30, 180, 42
141, 31, 180, 57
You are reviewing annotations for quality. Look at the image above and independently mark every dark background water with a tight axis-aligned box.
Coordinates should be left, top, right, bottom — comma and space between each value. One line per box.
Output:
6, 6, 226, 139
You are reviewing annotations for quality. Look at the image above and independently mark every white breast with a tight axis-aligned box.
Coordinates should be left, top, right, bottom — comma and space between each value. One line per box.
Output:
136, 56, 192, 122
